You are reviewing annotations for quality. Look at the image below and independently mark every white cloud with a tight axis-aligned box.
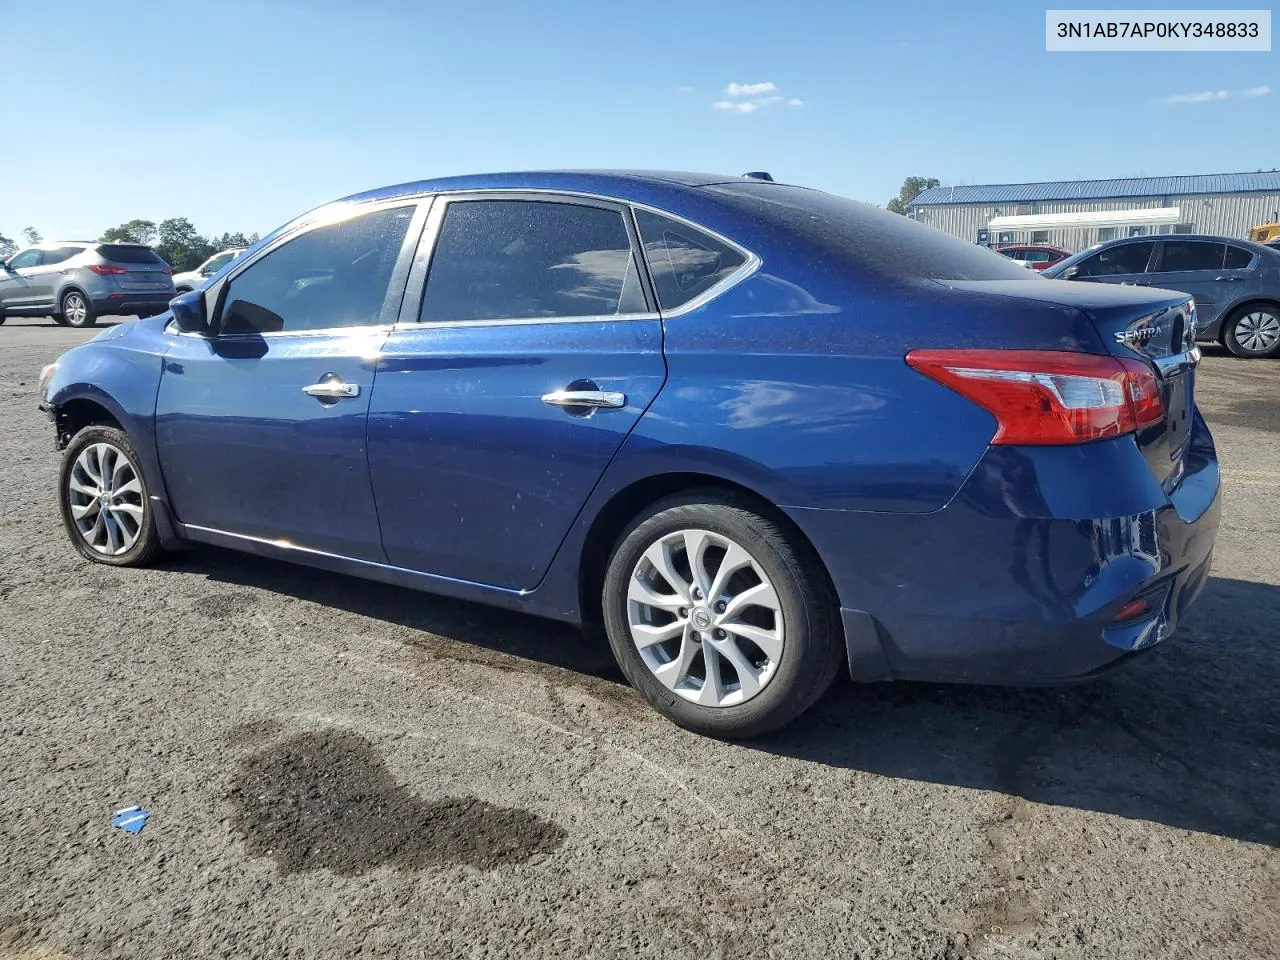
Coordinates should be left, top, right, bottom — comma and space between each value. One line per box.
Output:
713, 85, 806, 114
1241, 85, 1272, 97
713, 95, 784, 113
713, 100, 761, 113
725, 81, 776, 97
675, 85, 693, 94
1165, 89, 1229, 104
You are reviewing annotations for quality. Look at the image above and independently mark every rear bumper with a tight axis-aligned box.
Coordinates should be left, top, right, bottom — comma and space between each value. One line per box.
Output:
91, 293, 173, 317
790, 416, 1221, 685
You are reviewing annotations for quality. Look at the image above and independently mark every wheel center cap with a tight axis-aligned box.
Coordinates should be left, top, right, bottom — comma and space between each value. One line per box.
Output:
99, 491, 111, 507
691, 607, 713, 630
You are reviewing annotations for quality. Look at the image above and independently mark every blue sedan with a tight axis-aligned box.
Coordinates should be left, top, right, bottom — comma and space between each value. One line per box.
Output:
38, 171, 1221, 738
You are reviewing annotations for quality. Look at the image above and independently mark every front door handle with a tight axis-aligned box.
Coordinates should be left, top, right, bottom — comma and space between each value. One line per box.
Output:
1213, 275, 1242, 281
541, 389, 626, 409
302, 375, 360, 401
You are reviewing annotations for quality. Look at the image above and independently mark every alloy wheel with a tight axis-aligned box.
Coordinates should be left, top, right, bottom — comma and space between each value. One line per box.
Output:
63, 294, 87, 326
1234, 311, 1280, 354
67, 443, 145, 556
626, 529, 784, 707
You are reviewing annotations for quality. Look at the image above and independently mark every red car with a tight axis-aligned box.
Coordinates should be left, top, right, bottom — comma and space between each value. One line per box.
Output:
996, 244, 1071, 270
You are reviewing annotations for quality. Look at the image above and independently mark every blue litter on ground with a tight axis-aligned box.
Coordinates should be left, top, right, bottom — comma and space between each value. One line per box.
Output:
112, 806, 150, 834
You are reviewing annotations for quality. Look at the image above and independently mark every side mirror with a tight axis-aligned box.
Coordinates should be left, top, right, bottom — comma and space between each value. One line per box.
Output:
1061, 266, 1080, 280
170, 289, 209, 334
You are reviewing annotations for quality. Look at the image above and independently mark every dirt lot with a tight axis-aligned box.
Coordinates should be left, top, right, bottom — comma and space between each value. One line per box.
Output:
1, 316, 1276, 960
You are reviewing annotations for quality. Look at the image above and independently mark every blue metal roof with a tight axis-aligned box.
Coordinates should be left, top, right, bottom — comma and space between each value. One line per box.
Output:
910, 171, 1280, 206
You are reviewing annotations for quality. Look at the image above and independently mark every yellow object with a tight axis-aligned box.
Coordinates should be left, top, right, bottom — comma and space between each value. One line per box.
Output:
1249, 223, 1280, 243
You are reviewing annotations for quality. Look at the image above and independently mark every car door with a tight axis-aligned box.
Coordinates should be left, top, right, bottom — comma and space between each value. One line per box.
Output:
1071, 240, 1156, 287
156, 201, 425, 561
0, 248, 44, 308
1145, 239, 1231, 328
367, 194, 667, 591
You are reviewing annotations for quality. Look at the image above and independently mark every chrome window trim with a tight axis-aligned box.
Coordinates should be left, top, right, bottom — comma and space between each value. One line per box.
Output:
373, 186, 759, 325
390, 312, 660, 333
203, 197, 428, 336
402, 190, 658, 327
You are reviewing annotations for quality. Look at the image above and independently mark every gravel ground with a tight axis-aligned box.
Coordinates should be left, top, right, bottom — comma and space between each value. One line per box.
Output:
1, 316, 1276, 960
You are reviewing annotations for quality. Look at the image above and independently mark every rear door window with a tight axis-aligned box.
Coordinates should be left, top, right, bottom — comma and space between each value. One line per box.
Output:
218, 205, 415, 334
420, 199, 646, 323
633, 209, 746, 310
42, 246, 84, 266
1158, 241, 1226, 272
1076, 242, 1155, 277
1223, 245, 1254, 270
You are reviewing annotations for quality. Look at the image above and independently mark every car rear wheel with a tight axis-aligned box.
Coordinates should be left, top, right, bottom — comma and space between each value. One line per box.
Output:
1224, 305, 1280, 358
60, 291, 97, 329
58, 426, 161, 567
602, 492, 842, 739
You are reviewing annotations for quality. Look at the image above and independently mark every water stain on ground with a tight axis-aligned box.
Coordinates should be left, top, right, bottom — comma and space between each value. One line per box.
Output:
225, 718, 283, 748
227, 729, 566, 875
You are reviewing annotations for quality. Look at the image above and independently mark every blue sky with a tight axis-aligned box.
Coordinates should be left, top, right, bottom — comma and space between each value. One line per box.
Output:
1, 0, 1274, 242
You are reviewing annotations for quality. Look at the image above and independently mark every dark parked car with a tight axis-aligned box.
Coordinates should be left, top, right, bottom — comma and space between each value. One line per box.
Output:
38, 171, 1219, 738
0, 242, 175, 328
1042, 235, 1280, 358
995, 244, 1071, 270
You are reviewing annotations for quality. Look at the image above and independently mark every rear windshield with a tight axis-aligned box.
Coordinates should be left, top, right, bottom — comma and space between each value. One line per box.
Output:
706, 182, 1033, 282
97, 244, 164, 264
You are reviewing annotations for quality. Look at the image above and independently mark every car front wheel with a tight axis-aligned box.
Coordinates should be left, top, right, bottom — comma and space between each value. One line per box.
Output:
602, 492, 842, 739
58, 426, 161, 567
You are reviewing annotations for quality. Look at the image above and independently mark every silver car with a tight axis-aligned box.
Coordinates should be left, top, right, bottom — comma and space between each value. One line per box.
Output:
171, 247, 247, 294
0, 242, 175, 329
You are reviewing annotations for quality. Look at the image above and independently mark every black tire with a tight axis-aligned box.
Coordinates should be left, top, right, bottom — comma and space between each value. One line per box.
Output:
52, 314, 69, 326
0, 315, 6, 326
60, 290, 97, 328
602, 490, 842, 739
58, 425, 162, 567
173, 286, 192, 295
1223, 304, 1280, 359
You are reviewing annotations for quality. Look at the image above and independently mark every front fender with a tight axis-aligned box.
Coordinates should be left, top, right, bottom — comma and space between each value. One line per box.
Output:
44, 331, 171, 529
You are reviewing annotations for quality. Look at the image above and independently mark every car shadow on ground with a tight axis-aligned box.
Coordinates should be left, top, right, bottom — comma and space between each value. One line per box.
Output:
176, 549, 1278, 848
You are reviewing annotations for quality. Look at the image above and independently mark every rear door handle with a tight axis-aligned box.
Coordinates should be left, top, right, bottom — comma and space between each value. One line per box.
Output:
1213, 276, 1241, 281
302, 376, 360, 400
541, 389, 626, 409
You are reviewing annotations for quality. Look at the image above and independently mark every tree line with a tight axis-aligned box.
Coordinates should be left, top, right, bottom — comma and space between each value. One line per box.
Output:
0, 219, 260, 271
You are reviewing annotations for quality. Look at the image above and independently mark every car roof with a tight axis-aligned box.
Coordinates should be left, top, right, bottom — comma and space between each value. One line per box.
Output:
340, 170, 776, 206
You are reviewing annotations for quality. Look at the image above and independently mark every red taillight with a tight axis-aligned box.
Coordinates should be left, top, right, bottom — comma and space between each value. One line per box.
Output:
162, 265, 172, 275
87, 264, 128, 276
905, 349, 1165, 445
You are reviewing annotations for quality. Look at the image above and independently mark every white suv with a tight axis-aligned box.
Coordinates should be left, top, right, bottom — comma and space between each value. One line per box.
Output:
171, 248, 247, 294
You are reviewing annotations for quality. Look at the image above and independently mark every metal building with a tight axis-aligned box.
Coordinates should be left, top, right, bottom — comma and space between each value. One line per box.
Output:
907, 171, 1280, 253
